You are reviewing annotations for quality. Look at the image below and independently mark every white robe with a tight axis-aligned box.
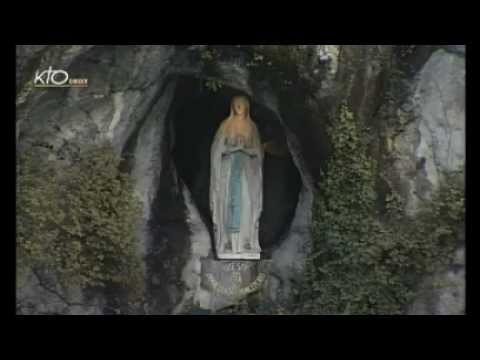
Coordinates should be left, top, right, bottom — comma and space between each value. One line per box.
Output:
210, 122, 263, 260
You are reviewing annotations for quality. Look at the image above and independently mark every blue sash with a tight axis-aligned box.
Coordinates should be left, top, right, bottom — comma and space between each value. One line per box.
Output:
227, 150, 247, 233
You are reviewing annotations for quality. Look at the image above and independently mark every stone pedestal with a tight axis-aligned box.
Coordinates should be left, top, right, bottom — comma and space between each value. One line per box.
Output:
199, 259, 271, 311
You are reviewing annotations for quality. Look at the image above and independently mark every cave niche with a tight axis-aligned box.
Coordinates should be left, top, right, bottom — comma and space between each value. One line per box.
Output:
162, 76, 302, 255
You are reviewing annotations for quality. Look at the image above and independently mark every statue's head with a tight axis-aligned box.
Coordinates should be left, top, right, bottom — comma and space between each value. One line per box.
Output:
223, 95, 256, 147
230, 96, 250, 117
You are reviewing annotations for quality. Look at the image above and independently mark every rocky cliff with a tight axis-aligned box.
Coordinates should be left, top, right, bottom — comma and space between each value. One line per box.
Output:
16, 45, 465, 315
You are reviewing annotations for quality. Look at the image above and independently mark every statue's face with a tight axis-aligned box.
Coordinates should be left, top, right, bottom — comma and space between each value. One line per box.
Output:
232, 99, 248, 116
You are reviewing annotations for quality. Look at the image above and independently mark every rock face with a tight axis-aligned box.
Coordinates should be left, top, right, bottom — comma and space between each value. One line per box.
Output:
389, 48, 465, 315
392, 49, 465, 215
408, 247, 465, 315
16, 45, 465, 315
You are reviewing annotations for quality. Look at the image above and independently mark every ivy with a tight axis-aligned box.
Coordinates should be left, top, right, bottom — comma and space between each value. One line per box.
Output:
247, 45, 313, 93
204, 78, 224, 92
17, 143, 144, 300
293, 104, 464, 315
200, 47, 220, 62
197, 45, 313, 95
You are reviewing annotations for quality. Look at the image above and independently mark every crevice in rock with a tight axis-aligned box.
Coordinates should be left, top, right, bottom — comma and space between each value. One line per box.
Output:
144, 159, 190, 313
119, 75, 176, 173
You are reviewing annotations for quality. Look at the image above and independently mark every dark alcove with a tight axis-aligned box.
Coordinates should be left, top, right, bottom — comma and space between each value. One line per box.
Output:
168, 76, 302, 254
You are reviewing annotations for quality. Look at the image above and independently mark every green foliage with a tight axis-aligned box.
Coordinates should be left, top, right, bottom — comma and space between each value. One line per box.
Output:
198, 45, 312, 94
247, 45, 311, 92
398, 45, 417, 59
17, 143, 144, 299
204, 78, 224, 92
295, 104, 464, 315
200, 47, 221, 63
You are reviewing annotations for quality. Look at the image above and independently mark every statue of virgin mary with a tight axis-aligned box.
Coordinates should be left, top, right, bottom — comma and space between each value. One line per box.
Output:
210, 96, 263, 260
